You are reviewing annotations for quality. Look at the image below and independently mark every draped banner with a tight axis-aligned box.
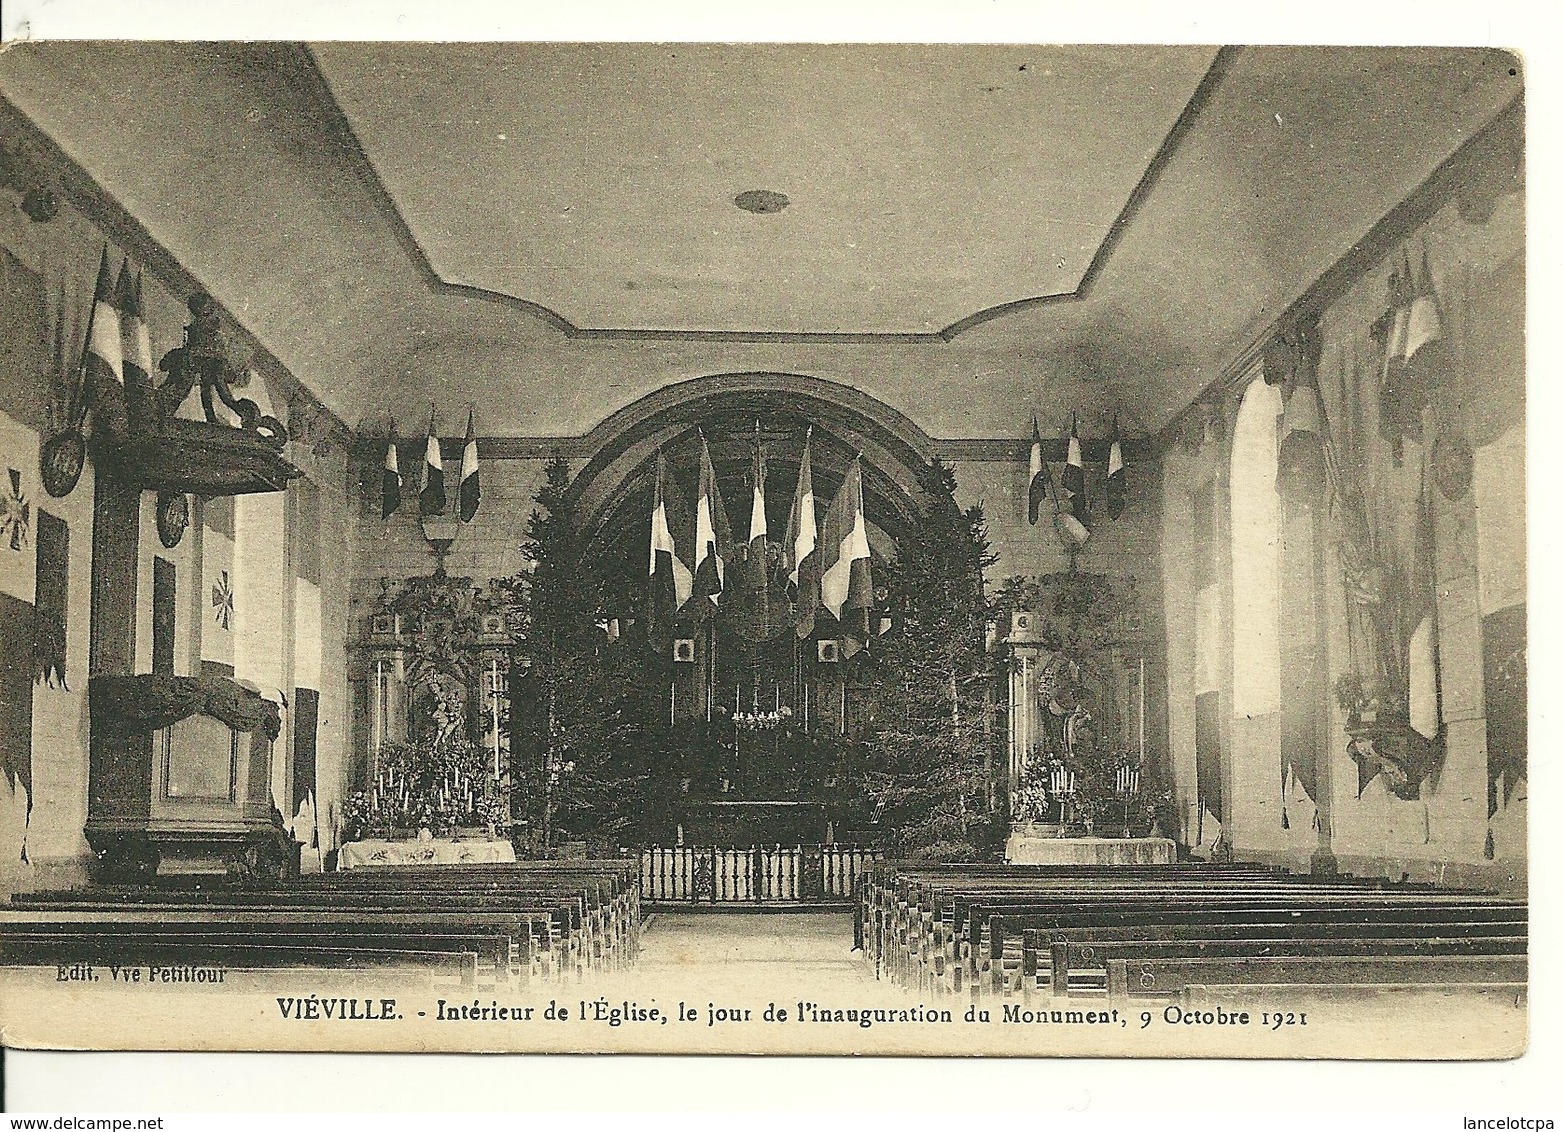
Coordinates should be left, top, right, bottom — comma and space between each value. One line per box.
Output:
291, 480, 322, 849
1482, 602, 1526, 818
0, 592, 35, 860
1278, 491, 1323, 808
1194, 689, 1223, 825
33, 510, 69, 689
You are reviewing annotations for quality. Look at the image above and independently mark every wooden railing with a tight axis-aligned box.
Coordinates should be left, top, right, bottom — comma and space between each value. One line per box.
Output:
637, 845, 881, 904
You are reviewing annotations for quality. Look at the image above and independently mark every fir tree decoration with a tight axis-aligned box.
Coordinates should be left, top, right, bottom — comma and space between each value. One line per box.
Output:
856, 458, 1002, 858
507, 456, 652, 850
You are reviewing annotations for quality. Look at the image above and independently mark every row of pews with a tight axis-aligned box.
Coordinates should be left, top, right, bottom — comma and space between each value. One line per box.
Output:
859, 862, 1527, 1002
1, 861, 642, 989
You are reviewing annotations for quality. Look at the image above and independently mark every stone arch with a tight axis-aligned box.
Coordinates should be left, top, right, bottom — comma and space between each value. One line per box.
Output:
566, 373, 940, 554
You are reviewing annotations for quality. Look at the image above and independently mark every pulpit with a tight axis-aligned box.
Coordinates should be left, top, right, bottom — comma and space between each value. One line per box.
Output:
78, 290, 302, 884
85, 674, 296, 882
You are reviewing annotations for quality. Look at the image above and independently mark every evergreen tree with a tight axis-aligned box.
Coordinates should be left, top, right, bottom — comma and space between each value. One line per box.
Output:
857, 458, 1000, 858
511, 456, 649, 849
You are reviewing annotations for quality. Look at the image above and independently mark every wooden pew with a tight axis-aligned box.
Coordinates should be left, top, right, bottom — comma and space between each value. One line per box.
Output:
1101, 954, 1528, 1002
5, 860, 645, 987
858, 862, 1523, 1007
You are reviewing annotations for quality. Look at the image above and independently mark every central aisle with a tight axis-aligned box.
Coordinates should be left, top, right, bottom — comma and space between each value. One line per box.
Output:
592, 911, 889, 1000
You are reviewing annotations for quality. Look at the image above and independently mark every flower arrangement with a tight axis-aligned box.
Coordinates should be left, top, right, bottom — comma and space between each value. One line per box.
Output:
345, 734, 511, 841
1014, 752, 1172, 837
1333, 674, 1406, 724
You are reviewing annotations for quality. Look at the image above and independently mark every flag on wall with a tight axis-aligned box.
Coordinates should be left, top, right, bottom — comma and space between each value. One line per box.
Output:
1027, 418, 1049, 525
739, 421, 771, 628
82, 248, 127, 438
1105, 424, 1127, 521
380, 423, 402, 519
1407, 492, 1441, 742
1277, 384, 1329, 514
1402, 246, 1444, 368
1194, 689, 1224, 830
291, 479, 323, 853
0, 593, 35, 861
648, 450, 693, 632
1060, 416, 1088, 528
419, 409, 445, 516
819, 456, 873, 644
116, 265, 155, 430
691, 433, 731, 610
747, 422, 768, 563
458, 407, 481, 522
786, 429, 820, 639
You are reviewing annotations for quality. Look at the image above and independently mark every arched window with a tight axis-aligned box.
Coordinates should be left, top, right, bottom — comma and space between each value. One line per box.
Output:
1229, 377, 1283, 719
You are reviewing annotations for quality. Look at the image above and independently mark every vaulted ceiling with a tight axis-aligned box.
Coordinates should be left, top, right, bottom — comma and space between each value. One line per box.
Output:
0, 42, 1522, 439
310, 43, 1218, 336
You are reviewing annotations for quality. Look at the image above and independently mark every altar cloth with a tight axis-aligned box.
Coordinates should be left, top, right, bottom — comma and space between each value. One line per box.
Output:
1004, 835, 1177, 866
336, 838, 517, 870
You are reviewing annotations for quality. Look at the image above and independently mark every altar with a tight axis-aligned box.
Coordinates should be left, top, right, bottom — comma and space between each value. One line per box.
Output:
1005, 831, 1176, 866
337, 838, 517, 870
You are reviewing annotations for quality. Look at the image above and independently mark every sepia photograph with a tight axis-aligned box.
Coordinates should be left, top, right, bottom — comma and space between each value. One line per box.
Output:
0, 32, 1531, 1062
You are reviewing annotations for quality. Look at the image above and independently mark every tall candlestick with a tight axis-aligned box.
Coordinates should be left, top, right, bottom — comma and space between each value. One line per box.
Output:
1138, 657, 1146, 765
372, 659, 385, 762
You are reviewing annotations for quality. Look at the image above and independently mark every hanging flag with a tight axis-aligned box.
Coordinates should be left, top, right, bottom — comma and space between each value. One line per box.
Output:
82, 248, 127, 439
648, 450, 693, 632
786, 428, 820, 639
819, 456, 873, 644
1383, 250, 1413, 382
1403, 245, 1444, 368
1407, 491, 1441, 742
734, 420, 775, 638
691, 433, 731, 610
1276, 384, 1328, 514
747, 421, 768, 562
1060, 416, 1088, 528
458, 407, 481, 522
116, 265, 155, 431
1105, 423, 1127, 521
1027, 417, 1049, 525
419, 408, 445, 517
381, 421, 402, 520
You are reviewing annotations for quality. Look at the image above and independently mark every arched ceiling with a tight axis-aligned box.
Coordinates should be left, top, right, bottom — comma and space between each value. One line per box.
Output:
0, 43, 1522, 439
308, 42, 1218, 336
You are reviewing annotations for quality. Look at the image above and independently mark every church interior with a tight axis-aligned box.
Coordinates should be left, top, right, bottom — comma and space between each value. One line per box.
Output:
0, 43, 1528, 1031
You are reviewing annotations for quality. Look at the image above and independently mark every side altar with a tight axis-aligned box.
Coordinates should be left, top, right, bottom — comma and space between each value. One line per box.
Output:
345, 569, 522, 850
996, 569, 1175, 854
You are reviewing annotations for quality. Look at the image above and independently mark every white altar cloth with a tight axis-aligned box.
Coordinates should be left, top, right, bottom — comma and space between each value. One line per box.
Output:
1004, 835, 1177, 866
337, 838, 517, 870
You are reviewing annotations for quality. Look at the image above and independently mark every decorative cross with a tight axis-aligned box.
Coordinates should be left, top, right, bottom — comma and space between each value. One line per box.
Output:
211, 569, 235, 630
2, 468, 30, 552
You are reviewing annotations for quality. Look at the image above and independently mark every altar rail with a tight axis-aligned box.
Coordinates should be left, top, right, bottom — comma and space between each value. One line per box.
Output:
638, 845, 881, 905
